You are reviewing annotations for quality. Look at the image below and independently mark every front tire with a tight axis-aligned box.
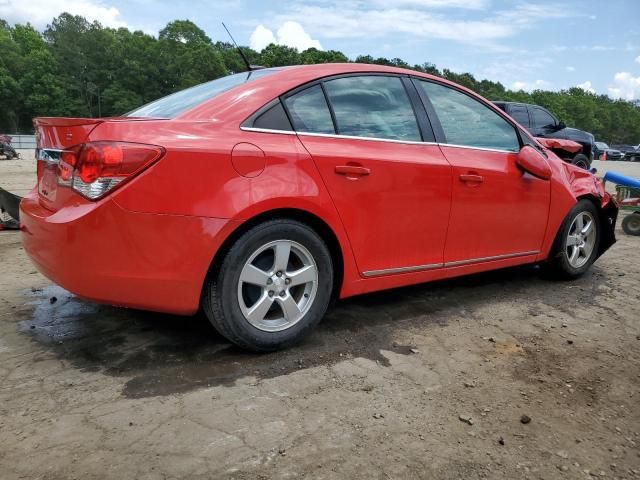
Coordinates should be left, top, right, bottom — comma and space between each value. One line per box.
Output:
202, 219, 333, 351
572, 153, 591, 170
544, 199, 600, 279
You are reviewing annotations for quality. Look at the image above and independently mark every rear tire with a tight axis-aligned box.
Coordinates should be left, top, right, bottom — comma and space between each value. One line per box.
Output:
202, 219, 333, 351
544, 199, 600, 279
572, 153, 590, 170
622, 213, 640, 236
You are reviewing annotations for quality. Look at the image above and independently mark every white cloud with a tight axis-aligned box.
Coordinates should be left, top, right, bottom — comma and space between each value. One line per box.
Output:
576, 81, 595, 94
511, 79, 551, 92
371, 0, 488, 8
264, 2, 577, 50
273, 6, 512, 45
635, 55, 640, 65
566, 65, 575, 72
249, 21, 322, 52
497, 3, 573, 26
0, 0, 129, 29
608, 72, 640, 101
276, 21, 322, 51
249, 25, 277, 51
591, 45, 616, 52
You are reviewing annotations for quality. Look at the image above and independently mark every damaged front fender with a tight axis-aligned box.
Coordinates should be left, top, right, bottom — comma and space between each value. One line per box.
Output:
562, 162, 617, 258
562, 163, 618, 257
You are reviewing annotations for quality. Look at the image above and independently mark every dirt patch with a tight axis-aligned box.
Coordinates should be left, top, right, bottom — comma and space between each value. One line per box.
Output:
1, 192, 639, 478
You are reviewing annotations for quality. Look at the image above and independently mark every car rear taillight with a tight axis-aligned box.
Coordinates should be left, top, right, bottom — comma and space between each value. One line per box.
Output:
55, 142, 164, 199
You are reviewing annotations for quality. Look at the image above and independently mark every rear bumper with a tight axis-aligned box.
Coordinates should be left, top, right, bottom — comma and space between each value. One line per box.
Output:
20, 191, 234, 314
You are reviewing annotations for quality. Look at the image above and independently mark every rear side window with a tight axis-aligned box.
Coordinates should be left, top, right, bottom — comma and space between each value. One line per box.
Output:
284, 84, 335, 134
323, 76, 421, 141
251, 101, 293, 131
417, 81, 520, 152
126, 69, 279, 119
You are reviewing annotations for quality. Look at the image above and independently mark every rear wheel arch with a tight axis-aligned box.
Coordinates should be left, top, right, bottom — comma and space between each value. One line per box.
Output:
202, 208, 344, 303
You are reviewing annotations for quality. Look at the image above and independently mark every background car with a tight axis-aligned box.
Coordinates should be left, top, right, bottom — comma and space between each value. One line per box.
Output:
594, 142, 624, 160
612, 144, 640, 162
492, 101, 595, 169
22, 64, 617, 351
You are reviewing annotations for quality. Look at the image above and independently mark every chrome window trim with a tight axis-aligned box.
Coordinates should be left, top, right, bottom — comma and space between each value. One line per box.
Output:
297, 131, 435, 146
240, 127, 296, 135
444, 250, 539, 268
362, 250, 539, 278
441, 143, 519, 154
240, 126, 437, 146
363, 262, 443, 278
240, 126, 519, 153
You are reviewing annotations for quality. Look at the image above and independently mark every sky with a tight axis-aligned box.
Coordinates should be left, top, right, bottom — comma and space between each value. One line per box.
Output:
1, 0, 639, 100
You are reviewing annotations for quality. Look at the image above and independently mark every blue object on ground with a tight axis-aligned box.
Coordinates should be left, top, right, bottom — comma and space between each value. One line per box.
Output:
603, 171, 640, 189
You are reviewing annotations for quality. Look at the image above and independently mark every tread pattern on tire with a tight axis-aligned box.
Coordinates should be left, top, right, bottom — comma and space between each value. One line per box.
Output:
202, 218, 333, 352
544, 199, 600, 280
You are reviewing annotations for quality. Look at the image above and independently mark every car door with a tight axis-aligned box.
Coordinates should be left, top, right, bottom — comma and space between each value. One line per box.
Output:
413, 79, 550, 264
283, 75, 452, 276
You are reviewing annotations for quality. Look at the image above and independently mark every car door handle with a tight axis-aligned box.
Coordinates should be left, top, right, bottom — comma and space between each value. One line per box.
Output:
459, 174, 484, 183
335, 165, 371, 177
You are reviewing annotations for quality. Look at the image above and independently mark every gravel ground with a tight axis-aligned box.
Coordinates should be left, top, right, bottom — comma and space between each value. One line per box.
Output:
0, 157, 639, 479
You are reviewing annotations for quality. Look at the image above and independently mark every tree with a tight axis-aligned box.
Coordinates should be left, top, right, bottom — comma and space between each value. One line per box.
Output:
258, 43, 301, 67
300, 48, 348, 64
215, 41, 259, 73
157, 20, 226, 91
0, 13, 638, 143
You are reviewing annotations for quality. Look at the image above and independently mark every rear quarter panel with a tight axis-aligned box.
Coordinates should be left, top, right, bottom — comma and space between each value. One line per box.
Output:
88, 120, 360, 298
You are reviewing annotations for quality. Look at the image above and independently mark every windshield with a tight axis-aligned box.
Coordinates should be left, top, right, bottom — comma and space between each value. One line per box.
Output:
595, 142, 609, 149
126, 68, 280, 119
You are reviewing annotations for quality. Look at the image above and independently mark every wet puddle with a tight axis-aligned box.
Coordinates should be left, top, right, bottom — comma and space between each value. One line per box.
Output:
17, 265, 579, 398
19, 285, 445, 398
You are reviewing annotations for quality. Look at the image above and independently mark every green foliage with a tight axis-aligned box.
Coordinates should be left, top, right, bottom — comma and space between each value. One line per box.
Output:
1, 13, 638, 144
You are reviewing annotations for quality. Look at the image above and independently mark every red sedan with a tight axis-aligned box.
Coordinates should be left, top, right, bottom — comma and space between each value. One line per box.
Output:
22, 63, 617, 351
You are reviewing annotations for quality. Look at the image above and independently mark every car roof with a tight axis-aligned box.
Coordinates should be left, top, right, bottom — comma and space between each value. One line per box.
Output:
180, 63, 468, 121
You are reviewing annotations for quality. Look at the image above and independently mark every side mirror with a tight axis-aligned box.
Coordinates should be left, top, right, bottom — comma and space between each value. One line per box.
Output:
557, 120, 566, 130
516, 145, 552, 180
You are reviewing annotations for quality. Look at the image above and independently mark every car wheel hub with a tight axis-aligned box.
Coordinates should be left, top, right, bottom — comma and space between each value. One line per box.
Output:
237, 240, 318, 332
565, 211, 596, 268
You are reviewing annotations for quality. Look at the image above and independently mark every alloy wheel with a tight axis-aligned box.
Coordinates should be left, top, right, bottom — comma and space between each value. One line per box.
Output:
237, 240, 318, 332
565, 211, 596, 268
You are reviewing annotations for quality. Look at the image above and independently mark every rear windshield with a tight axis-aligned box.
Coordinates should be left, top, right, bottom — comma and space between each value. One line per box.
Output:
126, 68, 280, 119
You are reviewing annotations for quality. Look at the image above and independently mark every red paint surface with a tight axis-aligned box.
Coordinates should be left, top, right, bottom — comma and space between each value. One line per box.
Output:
535, 137, 583, 153
22, 63, 616, 314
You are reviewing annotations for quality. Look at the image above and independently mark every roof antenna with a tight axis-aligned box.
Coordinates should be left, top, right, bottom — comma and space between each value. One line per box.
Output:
222, 22, 263, 72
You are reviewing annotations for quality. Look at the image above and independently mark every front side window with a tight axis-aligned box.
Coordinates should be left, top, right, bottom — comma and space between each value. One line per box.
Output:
323, 75, 421, 141
417, 81, 520, 152
284, 84, 335, 134
532, 108, 556, 129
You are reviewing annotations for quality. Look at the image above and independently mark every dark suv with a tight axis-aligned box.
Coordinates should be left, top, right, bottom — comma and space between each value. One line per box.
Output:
493, 101, 594, 169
